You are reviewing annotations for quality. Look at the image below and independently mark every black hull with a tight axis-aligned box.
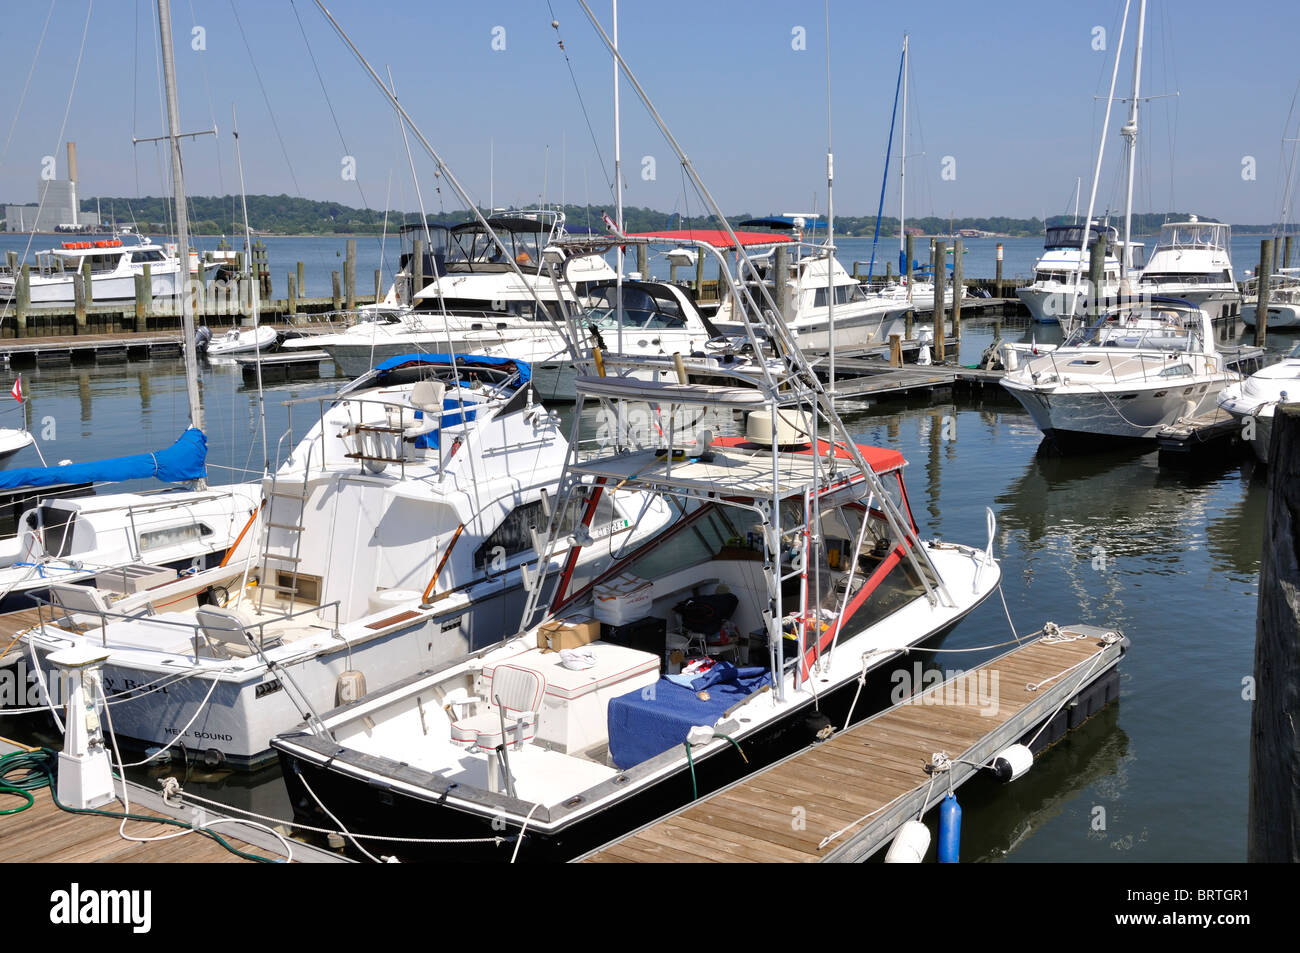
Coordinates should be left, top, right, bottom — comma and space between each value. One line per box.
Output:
277, 619, 971, 863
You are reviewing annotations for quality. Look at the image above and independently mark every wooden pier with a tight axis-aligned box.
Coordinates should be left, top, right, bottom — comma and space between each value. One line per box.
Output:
577, 624, 1126, 863
1157, 408, 1246, 466
0, 739, 347, 863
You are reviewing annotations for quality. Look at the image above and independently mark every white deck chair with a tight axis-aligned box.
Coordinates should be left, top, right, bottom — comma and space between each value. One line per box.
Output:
403, 379, 446, 441
195, 606, 282, 658
47, 583, 153, 632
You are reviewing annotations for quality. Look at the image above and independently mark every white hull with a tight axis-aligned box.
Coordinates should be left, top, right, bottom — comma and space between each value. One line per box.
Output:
1242, 302, 1300, 329
1005, 377, 1224, 441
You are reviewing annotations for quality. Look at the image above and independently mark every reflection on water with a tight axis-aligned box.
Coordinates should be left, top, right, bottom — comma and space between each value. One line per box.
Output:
1, 350, 1264, 860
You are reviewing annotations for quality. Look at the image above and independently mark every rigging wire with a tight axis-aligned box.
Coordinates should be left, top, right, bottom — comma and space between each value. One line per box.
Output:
545, 2, 616, 203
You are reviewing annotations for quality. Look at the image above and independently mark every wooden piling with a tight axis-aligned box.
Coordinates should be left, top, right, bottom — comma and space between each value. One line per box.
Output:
933, 239, 946, 362
1257, 239, 1274, 347
694, 251, 705, 296
134, 273, 149, 331
951, 239, 964, 339
287, 274, 298, 318
374, 268, 381, 301
995, 242, 1004, 299
669, 262, 679, 284
81, 259, 94, 308
1284, 234, 1293, 273
888, 333, 902, 367
15, 265, 30, 337
411, 239, 425, 305
297, 260, 305, 300
345, 238, 357, 311
332, 271, 342, 312
1248, 403, 1300, 862
636, 243, 648, 279
5, 251, 16, 274
73, 272, 87, 332
1089, 232, 1108, 322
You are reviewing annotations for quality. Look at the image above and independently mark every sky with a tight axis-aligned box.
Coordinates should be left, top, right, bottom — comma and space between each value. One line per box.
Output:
1, 0, 1299, 225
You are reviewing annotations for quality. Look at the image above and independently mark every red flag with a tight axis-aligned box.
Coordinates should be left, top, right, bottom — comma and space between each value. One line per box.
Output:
10, 377, 21, 402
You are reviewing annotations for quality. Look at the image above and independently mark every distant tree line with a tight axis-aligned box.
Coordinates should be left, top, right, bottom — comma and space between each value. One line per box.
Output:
16, 195, 1284, 239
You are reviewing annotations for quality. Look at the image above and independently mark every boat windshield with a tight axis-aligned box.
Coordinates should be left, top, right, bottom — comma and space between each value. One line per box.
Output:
585, 285, 688, 329
1044, 224, 1117, 249
1157, 221, 1229, 250
1063, 307, 1204, 352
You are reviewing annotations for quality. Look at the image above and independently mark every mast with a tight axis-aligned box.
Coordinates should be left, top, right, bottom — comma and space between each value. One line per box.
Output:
156, 0, 206, 470
231, 105, 268, 474
613, 0, 624, 350
1121, 0, 1147, 281
824, 1, 835, 394
900, 33, 908, 292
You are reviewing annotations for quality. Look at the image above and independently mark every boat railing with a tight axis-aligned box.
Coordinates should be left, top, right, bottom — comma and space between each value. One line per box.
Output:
31, 589, 343, 661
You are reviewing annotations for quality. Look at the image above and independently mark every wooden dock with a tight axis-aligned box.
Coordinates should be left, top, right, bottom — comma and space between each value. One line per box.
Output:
0, 739, 347, 863
1157, 408, 1245, 466
234, 349, 337, 383
577, 624, 1126, 863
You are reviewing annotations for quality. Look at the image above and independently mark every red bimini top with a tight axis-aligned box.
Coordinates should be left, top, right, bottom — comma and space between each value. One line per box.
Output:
625, 228, 792, 250
712, 436, 906, 474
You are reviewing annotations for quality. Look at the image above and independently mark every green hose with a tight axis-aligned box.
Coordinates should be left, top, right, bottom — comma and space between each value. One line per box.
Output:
0, 748, 277, 862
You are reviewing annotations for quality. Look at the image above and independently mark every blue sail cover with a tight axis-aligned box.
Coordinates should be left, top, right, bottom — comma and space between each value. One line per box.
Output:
0, 427, 207, 491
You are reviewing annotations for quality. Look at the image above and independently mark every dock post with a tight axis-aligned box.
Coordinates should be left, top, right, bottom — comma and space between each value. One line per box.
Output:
636, 243, 648, 279
297, 261, 306, 303
73, 271, 87, 333
905, 234, 915, 339
345, 238, 357, 311
5, 251, 16, 274
411, 239, 425, 305
287, 273, 298, 320
374, 268, 381, 302
134, 272, 148, 332
15, 265, 30, 337
1256, 239, 1273, 347
774, 244, 789, 318
142, 263, 152, 328
995, 242, 1004, 299
951, 239, 964, 340
933, 239, 946, 362
1248, 403, 1300, 862
885, 260, 892, 283
1284, 234, 1293, 273
889, 333, 902, 367
694, 250, 705, 297
1089, 232, 1108, 322
669, 261, 679, 284
332, 270, 342, 313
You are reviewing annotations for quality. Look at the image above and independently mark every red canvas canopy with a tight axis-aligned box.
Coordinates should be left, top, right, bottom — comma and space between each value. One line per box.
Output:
625, 228, 792, 250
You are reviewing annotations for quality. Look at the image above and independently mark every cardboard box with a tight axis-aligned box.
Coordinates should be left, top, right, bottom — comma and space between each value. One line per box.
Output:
537, 614, 600, 653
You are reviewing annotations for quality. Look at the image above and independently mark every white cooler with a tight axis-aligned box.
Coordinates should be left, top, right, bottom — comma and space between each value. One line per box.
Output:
592, 572, 653, 626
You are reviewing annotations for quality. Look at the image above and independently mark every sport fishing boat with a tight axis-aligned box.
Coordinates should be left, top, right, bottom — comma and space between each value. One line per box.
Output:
1001, 297, 1237, 447
1217, 342, 1300, 462
0, 237, 218, 304
271, 251, 1002, 861
1242, 270, 1300, 330
1137, 217, 1242, 321
1017, 223, 1139, 324
18, 354, 674, 768
283, 212, 616, 377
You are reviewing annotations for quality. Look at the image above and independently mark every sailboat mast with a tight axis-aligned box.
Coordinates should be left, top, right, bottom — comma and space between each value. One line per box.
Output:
613, 0, 624, 351
1121, 0, 1147, 280
899, 34, 909, 295
824, 1, 836, 393
156, 0, 205, 455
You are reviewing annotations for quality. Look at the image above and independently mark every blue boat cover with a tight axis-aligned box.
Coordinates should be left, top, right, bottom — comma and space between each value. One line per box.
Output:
606, 666, 773, 770
368, 353, 531, 386
0, 427, 207, 491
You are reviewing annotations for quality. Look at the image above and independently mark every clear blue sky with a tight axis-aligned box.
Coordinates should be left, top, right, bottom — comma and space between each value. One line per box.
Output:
2, 0, 1297, 224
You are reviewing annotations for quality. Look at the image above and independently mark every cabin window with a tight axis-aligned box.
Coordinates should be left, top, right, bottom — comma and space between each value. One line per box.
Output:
130, 250, 165, 264
474, 494, 627, 572
139, 522, 213, 552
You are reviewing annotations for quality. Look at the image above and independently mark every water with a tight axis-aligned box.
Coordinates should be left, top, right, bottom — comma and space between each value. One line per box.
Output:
0, 307, 1283, 860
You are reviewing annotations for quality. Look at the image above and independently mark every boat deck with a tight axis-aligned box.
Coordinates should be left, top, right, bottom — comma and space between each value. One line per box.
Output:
576, 624, 1125, 863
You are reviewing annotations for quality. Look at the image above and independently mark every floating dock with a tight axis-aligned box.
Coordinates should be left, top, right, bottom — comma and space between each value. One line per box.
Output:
1157, 408, 1245, 466
577, 623, 1125, 863
233, 349, 337, 383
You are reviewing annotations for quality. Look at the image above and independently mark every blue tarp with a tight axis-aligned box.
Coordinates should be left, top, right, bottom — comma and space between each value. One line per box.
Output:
0, 427, 207, 491
606, 666, 773, 770
368, 353, 531, 387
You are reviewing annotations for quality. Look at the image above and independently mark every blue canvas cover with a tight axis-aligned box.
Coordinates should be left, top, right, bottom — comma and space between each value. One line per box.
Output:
606, 666, 773, 770
0, 427, 207, 490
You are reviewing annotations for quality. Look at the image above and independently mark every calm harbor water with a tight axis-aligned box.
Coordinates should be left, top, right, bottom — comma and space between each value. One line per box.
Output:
0, 300, 1283, 861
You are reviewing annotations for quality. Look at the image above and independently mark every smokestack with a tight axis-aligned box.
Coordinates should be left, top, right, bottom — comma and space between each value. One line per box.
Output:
66, 141, 78, 225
